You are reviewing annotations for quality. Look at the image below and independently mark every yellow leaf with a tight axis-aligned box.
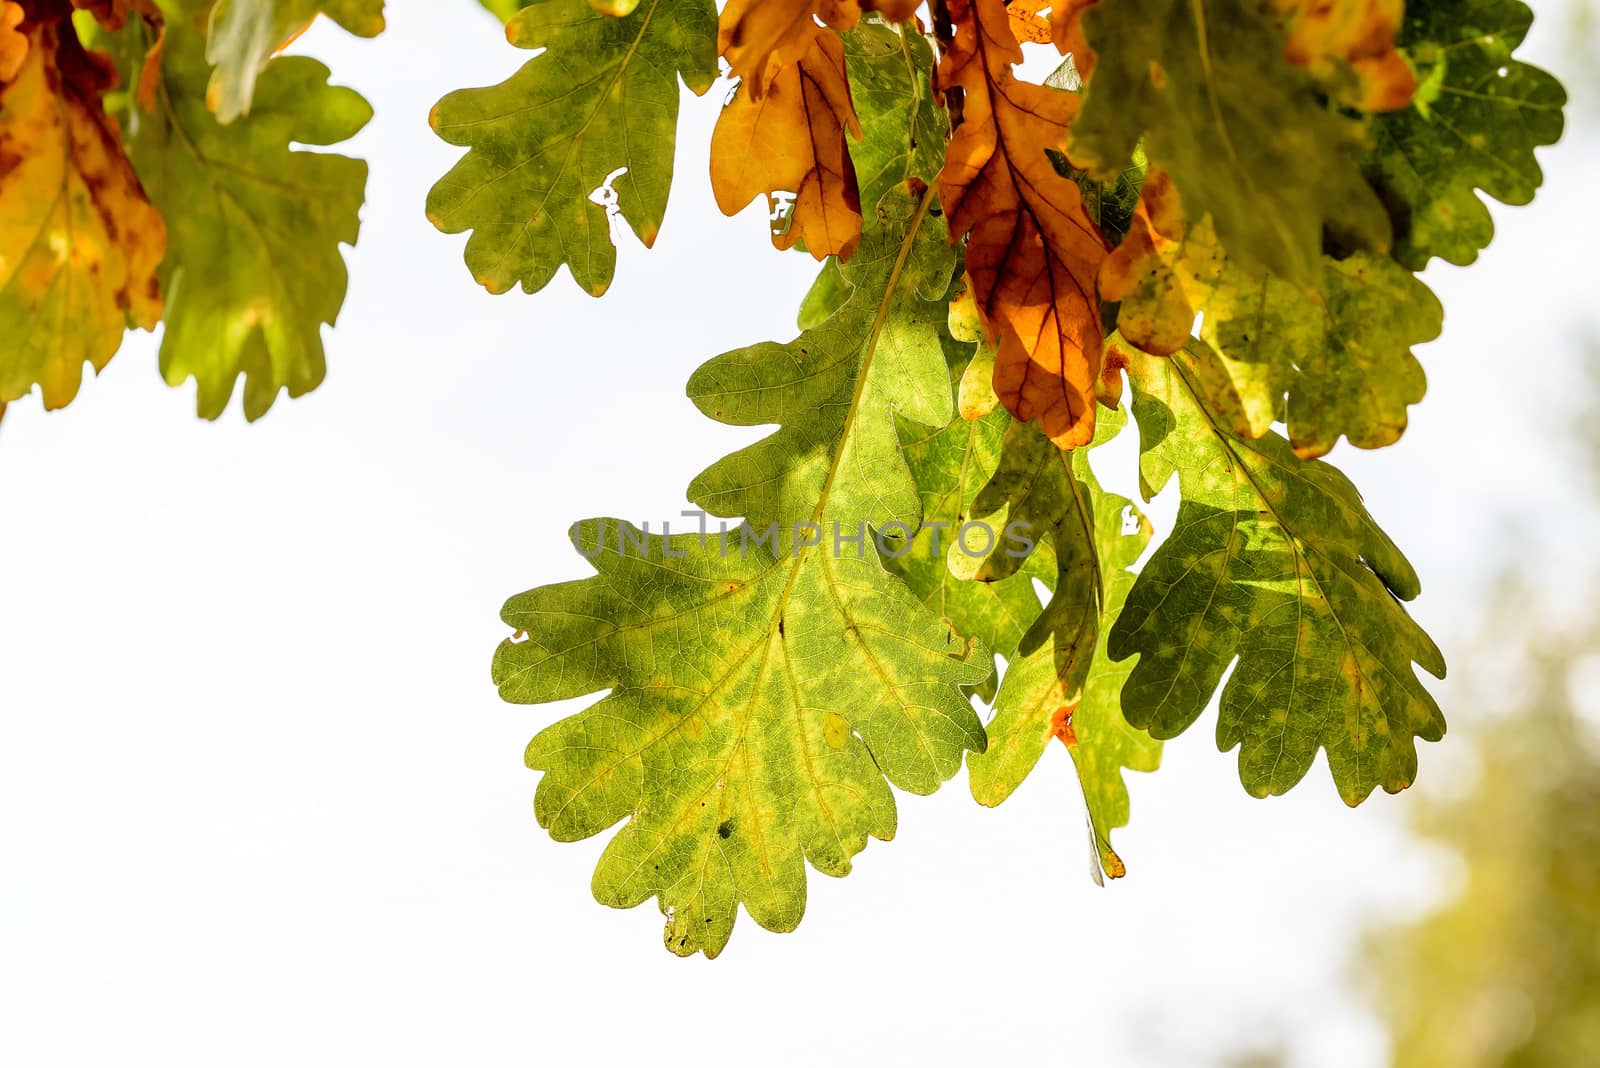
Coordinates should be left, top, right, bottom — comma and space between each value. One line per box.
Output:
0, 2, 24, 82
1266, 0, 1415, 111
0, 12, 165, 410
1099, 166, 1224, 357
1006, 0, 1053, 44
718, 0, 858, 95
711, 25, 861, 260
938, 0, 1109, 449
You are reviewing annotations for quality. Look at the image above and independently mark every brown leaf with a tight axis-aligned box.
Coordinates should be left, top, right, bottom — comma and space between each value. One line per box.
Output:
1098, 167, 1224, 356
711, 25, 862, 260
938, 0, 1109, 449
0, 6, 165, 410
719, 0, 859, 95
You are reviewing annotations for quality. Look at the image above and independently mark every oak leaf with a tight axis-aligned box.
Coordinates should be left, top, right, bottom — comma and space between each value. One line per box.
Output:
711, 24, 862, 260
956, 409, 1160, 879
497, 187, 989, 958
1200, 252, 1442, 457
718, 0, 860, 94
428, 0, 717, 297
131, 20, 370, 419
204, 1, 385, 122
1364, 0, 1565, 269
938, 0, 1109, 449
1061, 0, 1390, 286
1006, 0, 1052, 43
842, 16, 946, 212
1112, 341, 1446, 804
882, 346, 1048, 705
1097, 166, 1223, 357
0, 9, 164, 411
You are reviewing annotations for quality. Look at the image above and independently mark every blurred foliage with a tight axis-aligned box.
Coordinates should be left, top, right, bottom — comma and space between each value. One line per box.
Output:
1367, 589, 1600, 1066
1366, 331, 1600, 1064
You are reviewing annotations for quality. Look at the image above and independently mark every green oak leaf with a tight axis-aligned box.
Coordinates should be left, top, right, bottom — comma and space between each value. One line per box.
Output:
1111, 342, 1447, 805
797, 256, 849, 330
478, 0, 534, 18
1069, 0, 1390, 285
883, 347, 1046, 703
428, 0, 717, 297
1366, 0, 1567, 269
843, 18, 945, 213
494, 186, 990, 958
959, 412, 1159, 880
204, 0, 385, 122
1200, 252, 1443, 457
133, 21, 371, 420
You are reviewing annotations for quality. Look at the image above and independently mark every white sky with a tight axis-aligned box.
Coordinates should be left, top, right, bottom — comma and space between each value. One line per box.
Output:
2, 4, 1596, 1065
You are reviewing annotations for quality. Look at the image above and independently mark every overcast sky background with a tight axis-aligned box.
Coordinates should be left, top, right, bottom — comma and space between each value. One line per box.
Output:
2, 3, 1596, 1065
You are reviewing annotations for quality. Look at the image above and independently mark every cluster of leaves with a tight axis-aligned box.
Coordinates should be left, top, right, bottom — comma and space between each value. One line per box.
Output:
433, 0, 1566, 957
0, 0, 380, 422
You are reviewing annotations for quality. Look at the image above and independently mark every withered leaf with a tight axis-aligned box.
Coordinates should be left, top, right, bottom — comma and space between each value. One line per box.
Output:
719, 0, 859, 94
938, 0, 1109, 449
711, 24, 862, 260
0, 8, 164, 411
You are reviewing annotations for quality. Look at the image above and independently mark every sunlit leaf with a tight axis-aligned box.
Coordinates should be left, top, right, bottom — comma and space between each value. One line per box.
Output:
133, 20, 370, 419
427, 0, 716, 296
1112, 340, 1446, 804
1365, 0, 1566, 268
0, 10, 164, 411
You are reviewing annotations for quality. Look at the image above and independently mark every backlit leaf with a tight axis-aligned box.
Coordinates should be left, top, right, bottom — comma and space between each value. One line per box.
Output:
883, 345, 1046, 703
1063, 0, 1391, 285
1202, 252, 1442, 457
1111, 340, 1446, 804
711, 24, 862, 259
0, 9, 164, 411
132, 20, 370, 419
842, 16, 944, 215
427, 0, 716, 297
1, 1, 28, 81
1098, 166, 1223, 358
1365, 0, 1566, 269
496, 184, 992, 957
939, 0, 1109, 449
718, 0, 858, 93
204, 0, 385, 122
959, 412, 1159, 879
1263, 0, 1416, 111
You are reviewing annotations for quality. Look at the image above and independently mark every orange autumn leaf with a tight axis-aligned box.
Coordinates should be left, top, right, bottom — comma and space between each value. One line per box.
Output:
1099, 167, 1223, 356
938, 0, 1109, 449
711, 25, 863, 259
0, 1, 25, 82
1267, 0, 1415, 110
719, 0, 859, 94
0, 6, 165, 410
1006, 0, 1052, 44
1049, 0, 1094, 66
